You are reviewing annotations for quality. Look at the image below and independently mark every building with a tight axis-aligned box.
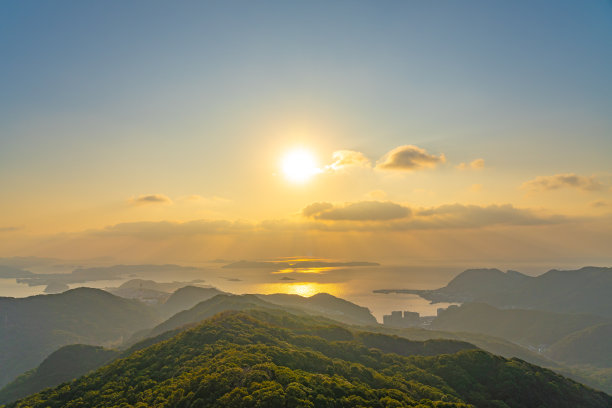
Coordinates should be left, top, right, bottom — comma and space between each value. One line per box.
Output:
383, 310, 420, 327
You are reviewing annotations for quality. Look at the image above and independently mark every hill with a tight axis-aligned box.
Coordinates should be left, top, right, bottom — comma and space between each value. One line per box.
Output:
547, 323, 612, 367
157, 286, 225, 318
430, 302, 608, 347
0, 345, 118, 404
0, 288, 160, 388
259, 292, 377, 326
136, 294, 283, 340
7, 310, 611, 408
379, 267, 612, 317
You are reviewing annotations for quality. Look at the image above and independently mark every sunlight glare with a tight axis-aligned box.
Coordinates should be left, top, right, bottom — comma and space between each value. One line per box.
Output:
281, 149, 320, 183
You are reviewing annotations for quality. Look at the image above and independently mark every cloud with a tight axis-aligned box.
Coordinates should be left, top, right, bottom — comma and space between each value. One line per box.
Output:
303, 201, 411, 221
327, 150, 371, 171
100, 219, 251, 238
412, 203, 565, 228
457, 158, 485, 170
376, 145, 445, 171
367, 190, 388, 200
591, 200, 611, 208
0, 226, 21, 232
182, 195, 232, 204
128, 194, 173, 205
522, 174, 604, 192
84, 202, 572, 242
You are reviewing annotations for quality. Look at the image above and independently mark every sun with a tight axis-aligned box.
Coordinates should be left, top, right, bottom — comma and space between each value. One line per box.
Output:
281, 148, 320, 183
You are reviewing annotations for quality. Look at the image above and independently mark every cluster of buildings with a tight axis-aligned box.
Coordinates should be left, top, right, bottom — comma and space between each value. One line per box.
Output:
382, 310, 421, 328
383, 306, 457, 328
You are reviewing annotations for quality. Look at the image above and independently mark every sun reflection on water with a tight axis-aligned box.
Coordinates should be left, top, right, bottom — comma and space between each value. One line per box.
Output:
257, 282, 343, 297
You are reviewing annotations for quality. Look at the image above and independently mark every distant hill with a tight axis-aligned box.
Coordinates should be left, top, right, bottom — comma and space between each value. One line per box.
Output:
0, 265, 34, 279
0, 344, 118, 404
547, 323, 612, 367
7, 310, 611, 408
430, 302, 608, 347
0, 288, 160, 388
378, 266, 612, 317
222, 260, 379, 269
157, 286, 226, 318
259, 292, 378, 326
137, 294, 280, 340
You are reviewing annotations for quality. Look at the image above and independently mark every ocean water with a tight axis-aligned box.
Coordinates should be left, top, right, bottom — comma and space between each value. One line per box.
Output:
0, 264, 462, 323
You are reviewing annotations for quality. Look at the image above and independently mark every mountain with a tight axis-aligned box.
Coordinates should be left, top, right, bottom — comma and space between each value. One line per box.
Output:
0, 345, 118, 404
137, 294, 280, 340
379, 267, 612, 317
157, 286, 226, 318
0, 265, 34, 279
138, 292, 376, 343
430, 302, 608, 347
6, 310, 611, 408
259, 292, 377, 326
0, 288, 160, 388
547, 323, 612, 367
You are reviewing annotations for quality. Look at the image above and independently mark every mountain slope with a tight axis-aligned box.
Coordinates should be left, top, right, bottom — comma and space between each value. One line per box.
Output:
157, 286, 225, 318
386, 267, 612, 317
259, 292, 377, 325
546, 323, 612, 367
0, 288, 160, 388
7, 310, 611, 408
0, 345, 118, 404
431, 302, 607, 347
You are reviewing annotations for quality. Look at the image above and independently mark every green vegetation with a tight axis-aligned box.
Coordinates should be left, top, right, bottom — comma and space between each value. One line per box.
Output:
259, 293, 378, 326
6, 310, 611, 408
0, 345, 118, 404
0, 288, 160, 388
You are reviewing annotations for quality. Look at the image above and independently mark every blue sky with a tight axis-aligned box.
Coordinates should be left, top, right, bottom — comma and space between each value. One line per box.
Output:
1, 1, 611, 265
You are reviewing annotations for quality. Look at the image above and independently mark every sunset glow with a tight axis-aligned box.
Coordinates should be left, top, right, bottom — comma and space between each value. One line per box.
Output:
281, 149, 320, 183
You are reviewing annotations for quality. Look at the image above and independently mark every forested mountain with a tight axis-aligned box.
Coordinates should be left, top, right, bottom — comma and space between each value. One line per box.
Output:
431, 302, 608, 347
135, 294, 291, 341
0, 288, 160, 388
0, 345, 118, 404
379, 267, 612, 317
6, 310, 611, 408
259, 292, 378, 326
547, 323, 612, 367
157, 286, 226, 318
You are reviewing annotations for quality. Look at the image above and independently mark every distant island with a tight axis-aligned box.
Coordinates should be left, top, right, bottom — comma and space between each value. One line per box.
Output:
375, 266, 612, 318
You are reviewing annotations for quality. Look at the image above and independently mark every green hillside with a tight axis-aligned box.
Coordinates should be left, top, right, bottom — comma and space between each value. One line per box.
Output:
6, 310, 611, 408
0, 345, 118, 404
259, 293, 378, 326
0, 288, 160, 388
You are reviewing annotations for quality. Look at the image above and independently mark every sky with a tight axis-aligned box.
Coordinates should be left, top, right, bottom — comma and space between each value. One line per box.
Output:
1, 1, 611, 268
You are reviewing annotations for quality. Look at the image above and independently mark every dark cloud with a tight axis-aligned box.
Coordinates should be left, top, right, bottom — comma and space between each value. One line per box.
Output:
522, 174, 604, 192
376, 145, 445, 171
303, 201, 411, 221
129, 194, 173, 205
